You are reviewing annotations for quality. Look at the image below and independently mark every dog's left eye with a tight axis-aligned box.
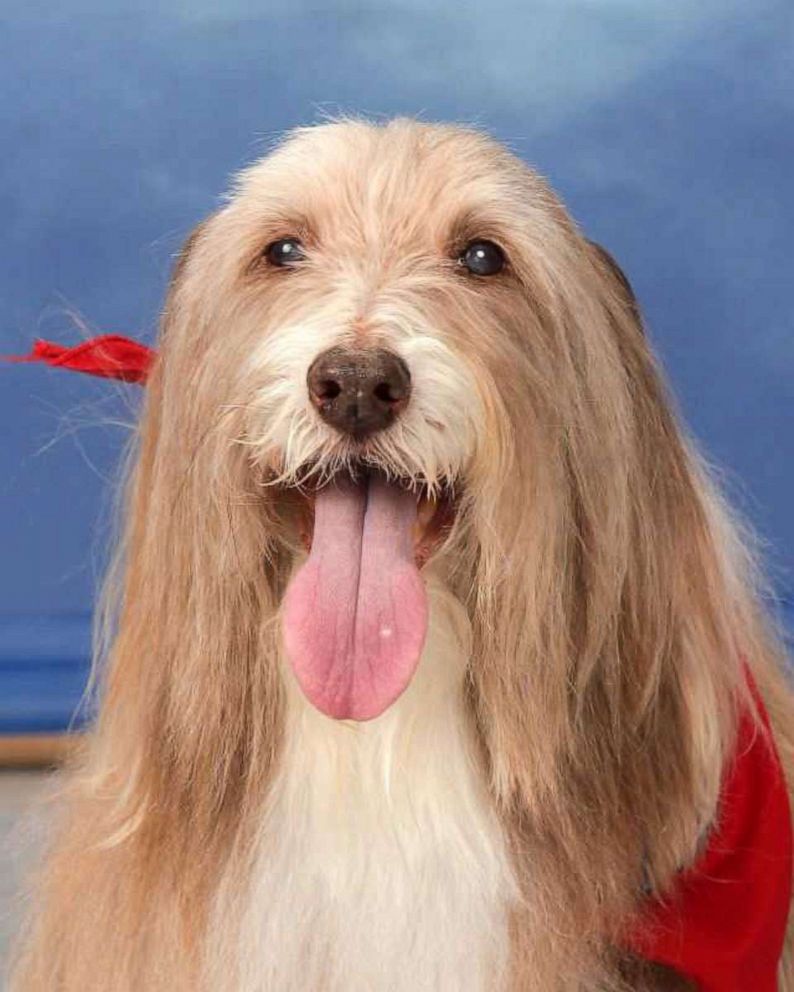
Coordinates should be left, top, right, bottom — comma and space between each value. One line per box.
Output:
264, 238, 306, 267
459, 240, 505, 276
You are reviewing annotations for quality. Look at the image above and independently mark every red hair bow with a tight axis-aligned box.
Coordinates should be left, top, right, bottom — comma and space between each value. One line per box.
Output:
4, 335, 155, 383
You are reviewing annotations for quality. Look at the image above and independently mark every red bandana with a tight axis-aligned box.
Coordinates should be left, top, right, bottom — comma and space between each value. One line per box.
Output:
625, 676, 792, 990
5, 336, 793, 989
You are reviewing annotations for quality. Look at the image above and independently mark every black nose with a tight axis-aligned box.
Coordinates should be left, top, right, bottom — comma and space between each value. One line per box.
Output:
307, 346, 412, 440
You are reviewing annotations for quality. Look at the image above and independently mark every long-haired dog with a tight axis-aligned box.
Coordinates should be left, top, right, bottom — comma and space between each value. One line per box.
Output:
11, 118, 794, 991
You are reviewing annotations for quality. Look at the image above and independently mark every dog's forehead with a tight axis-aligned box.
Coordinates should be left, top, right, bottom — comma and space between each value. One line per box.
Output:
232, 119, 530, 238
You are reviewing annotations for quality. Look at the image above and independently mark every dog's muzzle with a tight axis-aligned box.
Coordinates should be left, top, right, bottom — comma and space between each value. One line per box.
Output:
307, 346, 411, 440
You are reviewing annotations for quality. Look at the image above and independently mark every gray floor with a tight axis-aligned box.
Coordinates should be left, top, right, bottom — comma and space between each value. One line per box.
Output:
0, 771, 54, 981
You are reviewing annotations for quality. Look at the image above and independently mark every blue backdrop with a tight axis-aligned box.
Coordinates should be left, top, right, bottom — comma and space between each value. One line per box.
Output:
1, 1, 792, 732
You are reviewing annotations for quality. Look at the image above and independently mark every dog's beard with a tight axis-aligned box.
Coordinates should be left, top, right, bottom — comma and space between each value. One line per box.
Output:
237, 314, 481, 721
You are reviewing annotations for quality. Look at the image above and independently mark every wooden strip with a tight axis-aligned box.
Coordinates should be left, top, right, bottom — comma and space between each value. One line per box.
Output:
0, 734, 82, 767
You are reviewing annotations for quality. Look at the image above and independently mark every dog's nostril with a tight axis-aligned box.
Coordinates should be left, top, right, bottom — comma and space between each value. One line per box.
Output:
307, 346, 412, 439
373, 381, 402, 404
317, 379, 341, 400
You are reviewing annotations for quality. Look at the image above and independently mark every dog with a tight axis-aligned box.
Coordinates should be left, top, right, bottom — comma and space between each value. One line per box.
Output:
11, 117, 794, 991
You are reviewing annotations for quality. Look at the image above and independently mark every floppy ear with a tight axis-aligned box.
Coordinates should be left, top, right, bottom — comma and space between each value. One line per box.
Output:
586, 239, 643, 328
159, 218, 211, 337
91, 203, 284, 857
171, 218, 210, 285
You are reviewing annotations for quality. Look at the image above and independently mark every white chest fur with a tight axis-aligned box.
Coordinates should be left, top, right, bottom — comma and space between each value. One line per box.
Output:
218, 576, 516, 992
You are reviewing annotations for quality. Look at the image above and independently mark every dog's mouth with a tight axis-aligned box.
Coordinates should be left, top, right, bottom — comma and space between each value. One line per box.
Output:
280, 463, 456, 722
288, 466, 456, 568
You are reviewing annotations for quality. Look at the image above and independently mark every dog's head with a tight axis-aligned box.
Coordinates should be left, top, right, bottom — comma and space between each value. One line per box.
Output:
130, 117, 677, 728
122, 117, 734, 780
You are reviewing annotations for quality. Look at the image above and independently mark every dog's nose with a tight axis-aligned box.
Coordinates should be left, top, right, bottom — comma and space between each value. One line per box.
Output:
307, 346, 411, 439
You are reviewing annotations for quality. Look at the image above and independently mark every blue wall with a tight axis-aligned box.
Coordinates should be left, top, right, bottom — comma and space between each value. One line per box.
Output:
1, 2, 791, 729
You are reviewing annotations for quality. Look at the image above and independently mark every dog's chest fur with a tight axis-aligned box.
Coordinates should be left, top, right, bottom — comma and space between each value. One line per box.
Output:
215, 578, 516, 992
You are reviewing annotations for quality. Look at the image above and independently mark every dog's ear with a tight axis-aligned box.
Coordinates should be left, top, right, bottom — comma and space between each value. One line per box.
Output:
171, 219, 209, 285
160, 218, 211, 337
586, 239, 644, 331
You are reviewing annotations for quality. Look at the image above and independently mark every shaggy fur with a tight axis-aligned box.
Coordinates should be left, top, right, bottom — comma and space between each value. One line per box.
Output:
10, 117, 794, 991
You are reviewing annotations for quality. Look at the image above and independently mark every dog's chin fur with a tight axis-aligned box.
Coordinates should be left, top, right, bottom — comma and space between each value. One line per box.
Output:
11, 117, 794, 992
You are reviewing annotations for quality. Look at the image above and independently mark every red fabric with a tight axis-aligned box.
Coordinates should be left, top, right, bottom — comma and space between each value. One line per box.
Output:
3, 335, 155, 383
626, 683, 792, 990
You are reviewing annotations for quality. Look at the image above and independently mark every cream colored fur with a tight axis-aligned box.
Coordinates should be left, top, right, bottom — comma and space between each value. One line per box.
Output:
208, 568, 516, 992
10, 116, 794, 992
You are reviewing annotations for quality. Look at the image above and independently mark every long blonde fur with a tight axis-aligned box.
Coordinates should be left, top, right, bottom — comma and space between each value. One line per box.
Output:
10, 117, 794, 991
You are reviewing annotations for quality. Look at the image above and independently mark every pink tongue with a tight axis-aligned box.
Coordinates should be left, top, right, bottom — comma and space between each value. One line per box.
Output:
282, 472, 428, 721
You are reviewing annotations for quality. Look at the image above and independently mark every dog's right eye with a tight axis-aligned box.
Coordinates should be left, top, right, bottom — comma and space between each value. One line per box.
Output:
264, 238, 306, 267
458, 240, 505, 276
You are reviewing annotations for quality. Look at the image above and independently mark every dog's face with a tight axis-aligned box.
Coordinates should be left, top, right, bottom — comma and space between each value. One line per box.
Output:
157, 118, 641, 723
